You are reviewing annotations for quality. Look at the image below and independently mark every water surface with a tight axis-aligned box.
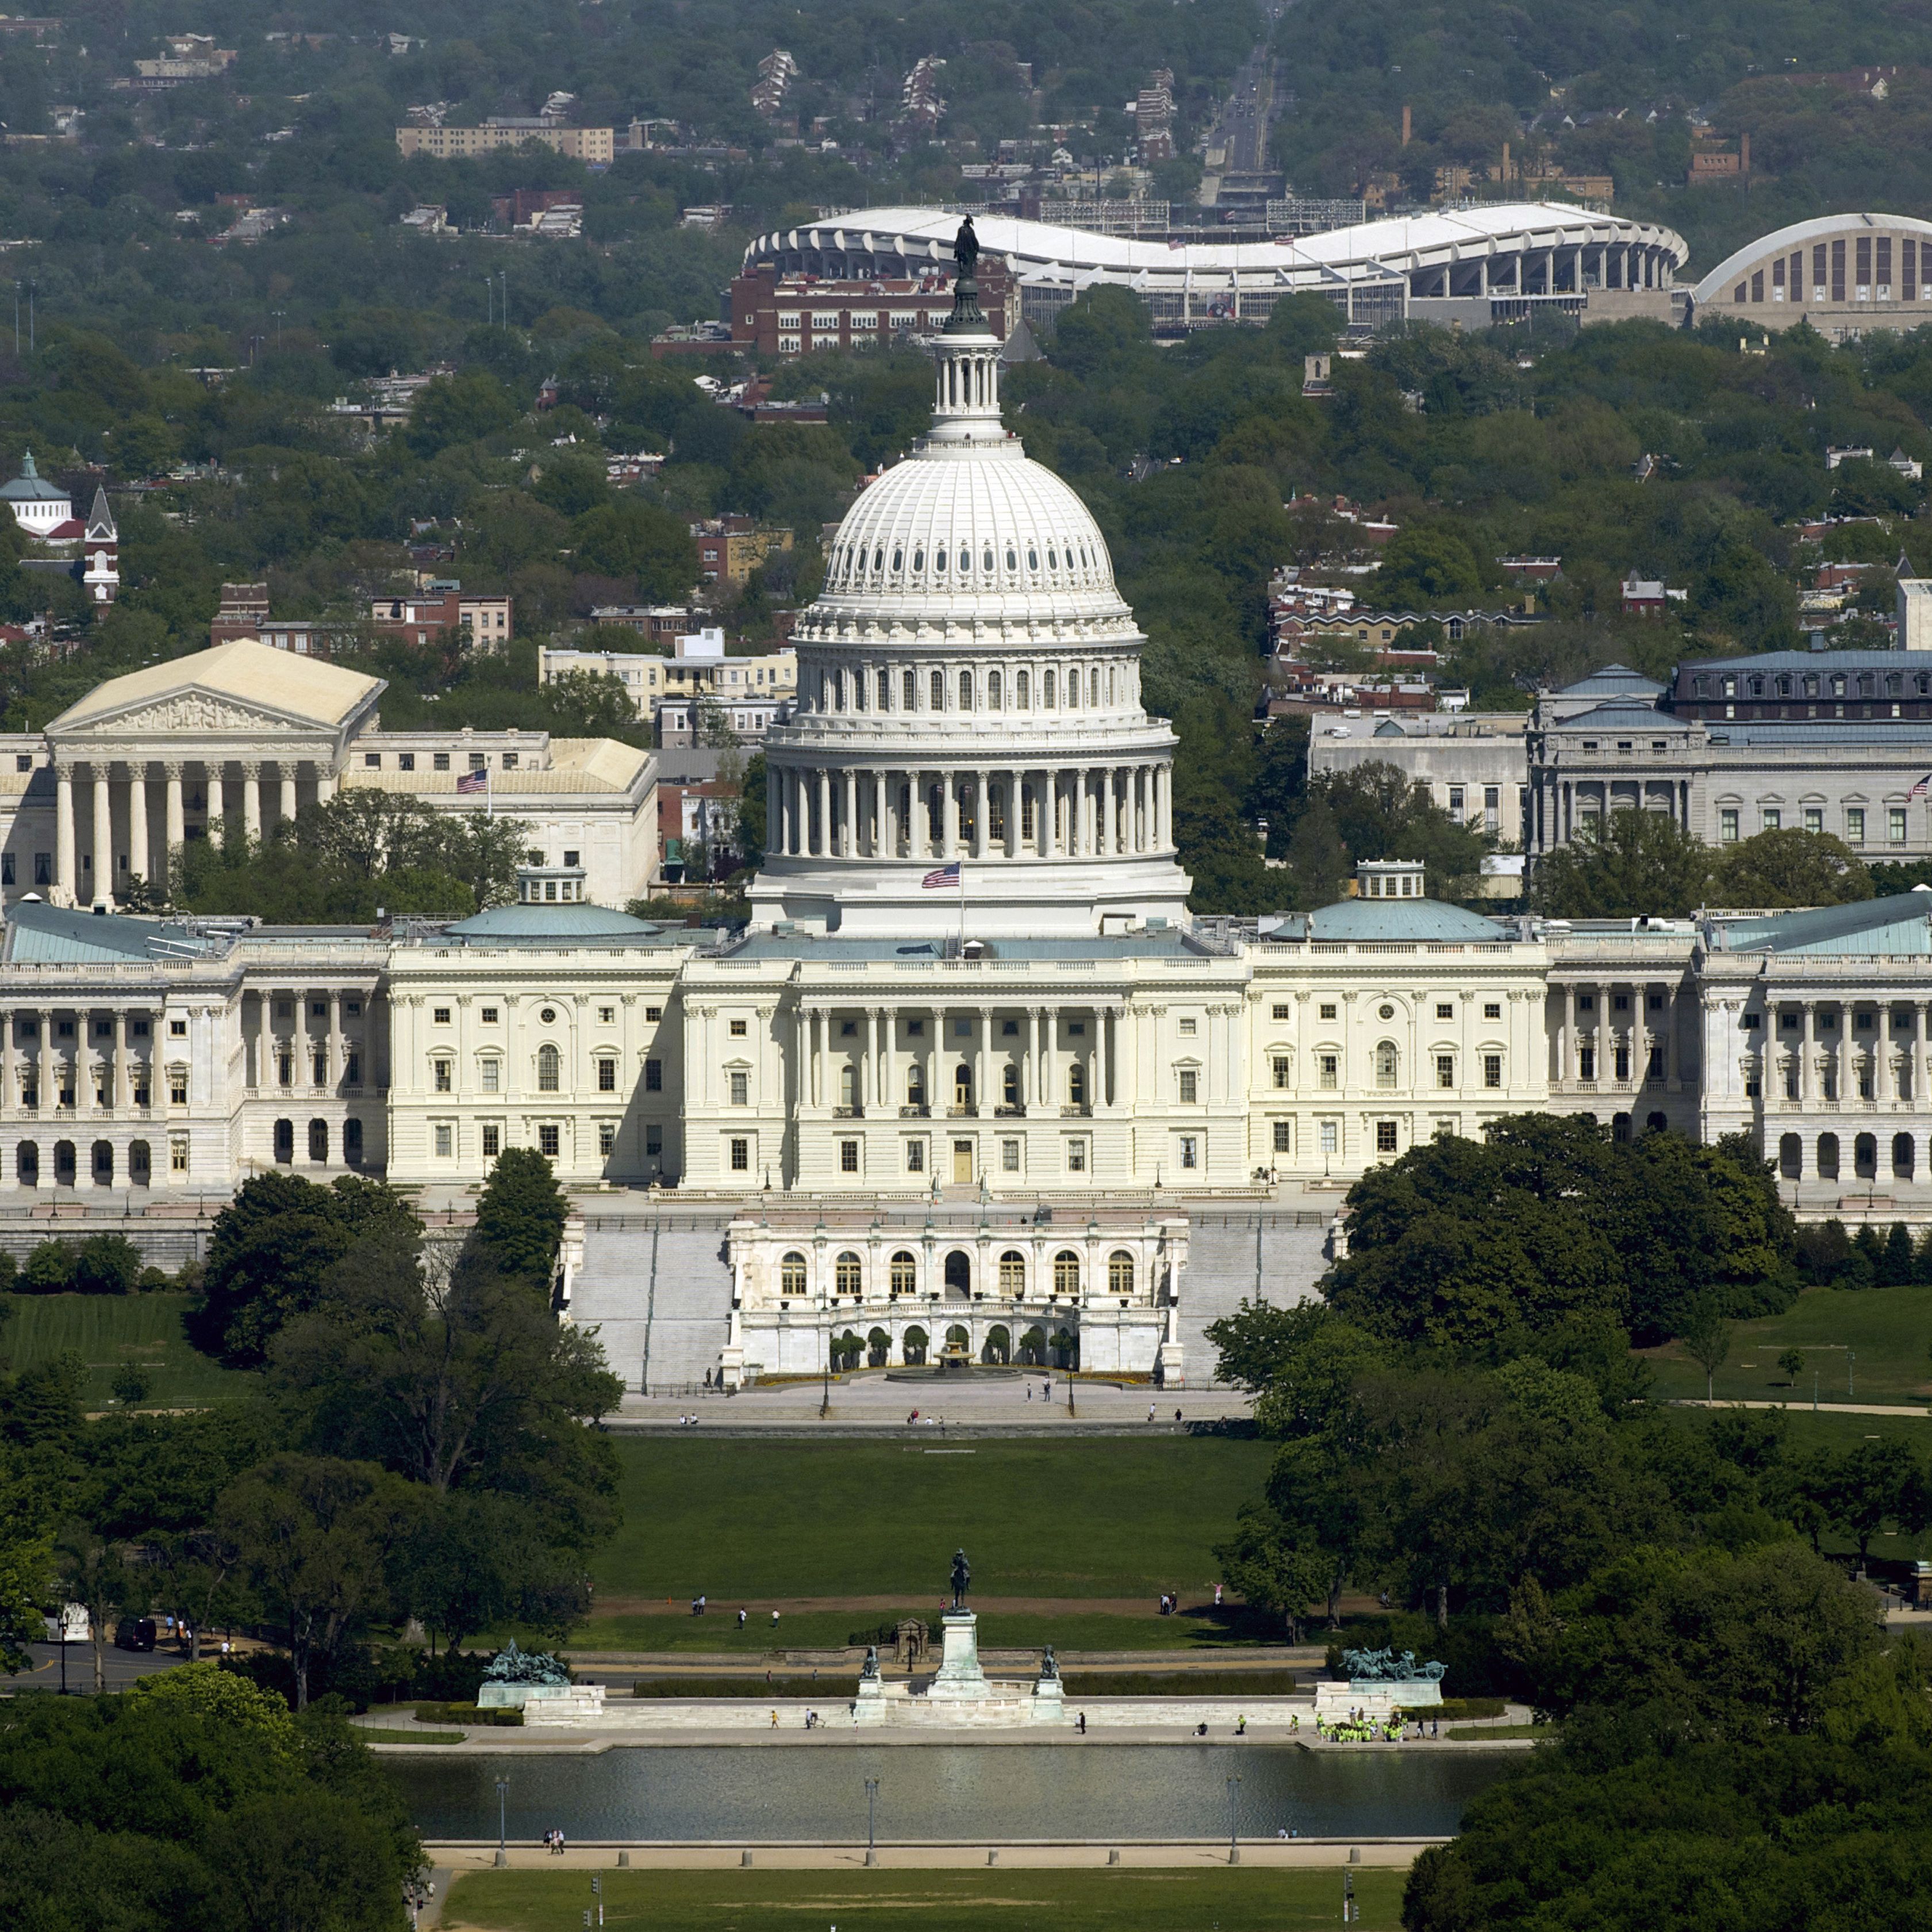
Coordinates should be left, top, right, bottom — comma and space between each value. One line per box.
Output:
390, 1743, 1514, 1842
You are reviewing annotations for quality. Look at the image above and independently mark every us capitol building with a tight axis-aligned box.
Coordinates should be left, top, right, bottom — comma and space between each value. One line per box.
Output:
1, 264, 1930, 1388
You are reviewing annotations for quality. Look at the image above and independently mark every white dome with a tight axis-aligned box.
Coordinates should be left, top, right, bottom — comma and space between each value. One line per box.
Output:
815, 438, 1130, 628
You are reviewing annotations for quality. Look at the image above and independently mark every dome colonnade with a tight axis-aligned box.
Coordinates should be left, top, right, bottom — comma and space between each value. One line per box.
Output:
751, 268, 1190, 938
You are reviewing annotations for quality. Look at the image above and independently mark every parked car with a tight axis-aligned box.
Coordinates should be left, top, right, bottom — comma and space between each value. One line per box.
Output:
114, 1616, 157, 1652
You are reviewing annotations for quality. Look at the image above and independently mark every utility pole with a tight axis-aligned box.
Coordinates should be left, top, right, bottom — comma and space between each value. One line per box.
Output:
485, 278, 493, 326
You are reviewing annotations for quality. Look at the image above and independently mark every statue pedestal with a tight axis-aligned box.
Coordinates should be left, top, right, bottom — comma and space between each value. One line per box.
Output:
854, 1673, 889, 1725
1030, 1673, 1066, 1723
926, 1611, 991, 1703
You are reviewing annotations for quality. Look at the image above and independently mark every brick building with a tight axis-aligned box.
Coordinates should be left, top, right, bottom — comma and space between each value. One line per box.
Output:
369, 585, 513, 651
729, 259, 1017, 360
692, 517, 792, 589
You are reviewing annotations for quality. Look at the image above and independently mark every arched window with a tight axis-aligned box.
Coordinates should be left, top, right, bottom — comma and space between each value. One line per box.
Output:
999, 1250, 1025, 1295
892, 547, 902, 571
1374, 1042, 1399, 1090
930, 669, 945, 710
1068, 1063, 1087, 1107
1044, 669, 1057, 708
959, 669, 974, 710
780, 1251, 808, 1297
1053, 1250, 1081, 1295
1006, 546, 1017, 571
1017, 670, 1030, 709
1108, 1251, 1134, 1296
1068, 667, 1081, 708
913, 547, 925, 571
982, 546, 994, 573
1089, 667, 1100, 705
537, 1043, 560, 1092
958, 546, 970, 573
1107, 666, 1116, 704
835, 1251, 862, 1296
1002, 1063, 1019, 1105
935, 546, 947, 573
903, 669, 917, 709
890, 1250, 917, 1294
989, 670, 1003, 710
835, 670, 847, 711
853, 669, 867, 710
1028, 546, 1039, 570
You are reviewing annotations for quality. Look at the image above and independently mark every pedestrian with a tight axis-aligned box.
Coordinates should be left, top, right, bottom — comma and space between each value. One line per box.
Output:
1236, 1715, 1246, 1735
771, 1609, 781, 1626
1174, 1408, 1182, 1423
1026, 1385, 1032, 1401
1147, 1402, 1156, 1422
771, 1709, 779, 1727
1213, 1582, 1223, 1607
1077, 1711, 1086, 1734
739, 1607, 747, 1630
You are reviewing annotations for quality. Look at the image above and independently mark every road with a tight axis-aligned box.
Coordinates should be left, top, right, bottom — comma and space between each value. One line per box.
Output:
11, 1639, 186, 1693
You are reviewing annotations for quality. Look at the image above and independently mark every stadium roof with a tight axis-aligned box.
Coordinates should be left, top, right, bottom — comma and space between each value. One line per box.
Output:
1692, 213, 1932, 305
750, 201, 1689, 293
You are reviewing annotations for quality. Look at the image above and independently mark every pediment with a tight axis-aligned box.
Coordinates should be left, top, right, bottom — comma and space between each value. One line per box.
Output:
77, 689, 322, 738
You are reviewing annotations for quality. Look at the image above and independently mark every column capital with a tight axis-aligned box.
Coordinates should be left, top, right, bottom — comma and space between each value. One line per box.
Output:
162, 761, 184, 780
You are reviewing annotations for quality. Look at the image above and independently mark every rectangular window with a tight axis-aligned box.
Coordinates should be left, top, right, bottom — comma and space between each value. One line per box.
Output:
1272, 1119, 1291, 1153
1719, 808, 1739, 843
1178, 1069, 1198, 1103
0, 854, 11, 887
1891, 807, 1908, 844
1804, 807, 1823, 834
840, 1139, 859, 1173
905, 1139, 925, 1173
1848, 808, 1865, 843
539, 1123, 560, 1158
170, 1018, 187, 1038
645, 1125, 662, 1157
1435, 1003, 1454, 1020
729, 1019, 748, 1037
1001, 1137, 1020, 1172
481, 1059, 498, 1092
1647, 1047, 1665, 1078
1069, 1139, 1089, 1172
398, 752, 416, 773
171, 1074, 189, 1105
1375, 1120, 1398, 1154
170, 1135, 189, 1173
1272, 1002, 1291, 1019
1580, 1046, 1596, 1081
645, 1006, 662, 1022
433, 1061, 451, 1092
1483, 1003, 1501, 1021
597, 1057, 617, 1092
433, 753, 450, 772
598, 1005, 614, 1024
482, 1124, 501, 1158
1319, 1003, 1337, 1020
1761, 808, 1781, 832
645, 1058, 663, 1092
1176, 1136, 1195, 1170
1447, 785, 1464, 820
729, 1070, 749, 1105
1178, 1017, 1197, 1036
1436, 1054, 1455, 1089
345, 1052, 361, 1085
433, 1006, 451, 1024
598, 1123, 616, 1157
434, 1124, 452, 1158
1484, 1054, 1502, 1089
1319, 1053, 1338, 1089
1272, 1054, 1290, 1089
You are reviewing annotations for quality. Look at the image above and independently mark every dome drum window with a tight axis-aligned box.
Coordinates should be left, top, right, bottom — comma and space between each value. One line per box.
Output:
913, 547, 925, 571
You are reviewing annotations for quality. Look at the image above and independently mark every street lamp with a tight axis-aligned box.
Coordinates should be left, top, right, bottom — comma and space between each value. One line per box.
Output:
864, 1776, 879, 1866
494, 1777, 510, 1867
1849, 1349, 1856, 1400
1226, 1773, 1241, 1864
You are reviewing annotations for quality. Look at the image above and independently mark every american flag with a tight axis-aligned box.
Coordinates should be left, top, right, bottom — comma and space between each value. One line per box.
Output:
1911, 773, 1932, 801
921, 861, 962, 889
456, 770, 489, 794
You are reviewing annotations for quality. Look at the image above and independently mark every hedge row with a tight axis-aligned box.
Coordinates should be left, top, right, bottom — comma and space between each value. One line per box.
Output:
632, 1677, 860, 1699
1060, 1671, 1299, 1698
413, 1701, 524, 1726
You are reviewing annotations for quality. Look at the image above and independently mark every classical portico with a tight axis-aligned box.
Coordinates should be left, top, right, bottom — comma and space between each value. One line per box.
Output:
41, 641, 378, 908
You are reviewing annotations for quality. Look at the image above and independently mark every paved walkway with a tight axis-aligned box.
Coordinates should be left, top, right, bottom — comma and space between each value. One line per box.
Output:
1669, 1397, 1929, 1419
612, 1374, 1253, 1433
425, 1837, 1445, 1870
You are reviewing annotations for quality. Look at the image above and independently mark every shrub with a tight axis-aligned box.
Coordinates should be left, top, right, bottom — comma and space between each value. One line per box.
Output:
1399, 1697, 1507, 1721
414, 1701, 523, 1726
73, 1233, 143, 1295
18, 1239, 76, 1293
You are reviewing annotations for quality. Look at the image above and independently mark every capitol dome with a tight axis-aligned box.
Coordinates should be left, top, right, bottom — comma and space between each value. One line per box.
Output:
812, 437, 1127, 631
750, 260, 1191, 939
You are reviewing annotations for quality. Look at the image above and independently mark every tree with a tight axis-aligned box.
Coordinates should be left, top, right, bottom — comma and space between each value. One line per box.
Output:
195, 1173, 422, 1368
468, 1147, 569, 1293
1376, 525, 1483, 606
110, 1364, 151, 1408
1681, 1303, 1733, 1400
407, 370, 517, 456
571, 499, 699, 599
1707, 827, 1873, 909
1530, 809, 1712, 918
0, 1443, 51, 1673
1778, 1347, 1806, 1384
53, 1522, 135, 1694
72, 1233, 142, 1296
218, 1453, 415, 1710
1214, 1502, 1332, 1642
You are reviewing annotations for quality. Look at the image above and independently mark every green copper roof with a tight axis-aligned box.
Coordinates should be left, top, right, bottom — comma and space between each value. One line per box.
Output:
1713, 892, 1932, 957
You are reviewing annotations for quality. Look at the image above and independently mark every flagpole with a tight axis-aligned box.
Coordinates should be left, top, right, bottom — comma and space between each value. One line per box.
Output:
958, 861, 966, 954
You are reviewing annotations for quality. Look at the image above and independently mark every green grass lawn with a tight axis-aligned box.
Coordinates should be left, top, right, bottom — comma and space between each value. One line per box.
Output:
1641, 1282, 1932, 1407
589, 1438, 1274, 1608
0, 1292, 255, 1410
568, 1610, 1245, 1656
439, 1866, 1405, 1932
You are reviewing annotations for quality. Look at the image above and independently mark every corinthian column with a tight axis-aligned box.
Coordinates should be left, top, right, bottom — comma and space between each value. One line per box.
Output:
126, 767, 149, 888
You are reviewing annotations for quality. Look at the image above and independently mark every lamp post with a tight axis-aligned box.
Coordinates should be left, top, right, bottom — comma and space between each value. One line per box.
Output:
864, 1776, 879, 1866
1226, 1772, 1241, 1864
1849, 1349, 1856, 1400
494, 1777, 510, 1866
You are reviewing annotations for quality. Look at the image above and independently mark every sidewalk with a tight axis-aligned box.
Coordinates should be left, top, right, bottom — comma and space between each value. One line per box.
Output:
613, 1374, 1254, 1434
425, 1836, 1446, 1870
1669, 1397, 1930, 1419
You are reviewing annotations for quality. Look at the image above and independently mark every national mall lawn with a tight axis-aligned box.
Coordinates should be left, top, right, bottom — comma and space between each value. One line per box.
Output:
574, 1436, 1275, 1652
438, 1865, 1404, 1932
